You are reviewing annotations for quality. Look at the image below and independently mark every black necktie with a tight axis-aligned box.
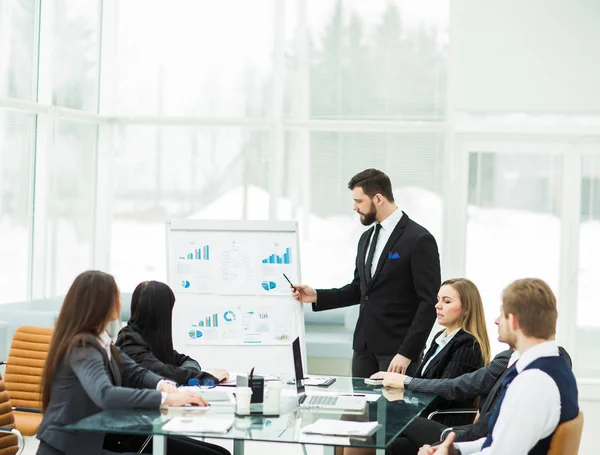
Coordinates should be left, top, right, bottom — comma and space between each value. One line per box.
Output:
365, 224, 382, 282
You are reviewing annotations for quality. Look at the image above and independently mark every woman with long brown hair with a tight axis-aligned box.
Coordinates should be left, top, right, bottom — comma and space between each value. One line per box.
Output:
36, 270, 230, 455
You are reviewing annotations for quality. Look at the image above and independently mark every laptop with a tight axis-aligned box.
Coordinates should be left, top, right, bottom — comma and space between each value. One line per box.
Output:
292, 337, 367, 411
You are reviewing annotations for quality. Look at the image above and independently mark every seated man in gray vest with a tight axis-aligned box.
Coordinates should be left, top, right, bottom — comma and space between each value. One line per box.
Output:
419, 278, 579, 455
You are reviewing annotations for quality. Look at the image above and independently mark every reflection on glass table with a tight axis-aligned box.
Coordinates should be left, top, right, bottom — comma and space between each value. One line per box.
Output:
65, 377, 436, 455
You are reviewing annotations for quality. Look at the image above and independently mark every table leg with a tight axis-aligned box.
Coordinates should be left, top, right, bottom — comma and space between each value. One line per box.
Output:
375, 391, 387, 455
153, 434, 166, 455
233, 439, 245, 455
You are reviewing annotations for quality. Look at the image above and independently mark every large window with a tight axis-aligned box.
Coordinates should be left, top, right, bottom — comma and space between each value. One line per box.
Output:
110, 126, 271, 290
577, 154, 600, 377
43, 119, 97, 295
41, 0, 100, 111
466, 151, 562, 355
297, 0, 448, 120
114, 0, 275, 117
0, 109, 35, 302
0, 0, 36, 100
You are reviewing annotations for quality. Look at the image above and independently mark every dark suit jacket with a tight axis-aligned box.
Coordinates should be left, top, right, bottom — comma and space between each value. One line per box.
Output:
116, 325, 218, 386
36, 336, 164, 455
406, 349, 512, 401
416, 329, 485, 427
314, 212, 440, 359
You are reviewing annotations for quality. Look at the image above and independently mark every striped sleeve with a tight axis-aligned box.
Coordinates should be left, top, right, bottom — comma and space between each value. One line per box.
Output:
405, 349, 511, 401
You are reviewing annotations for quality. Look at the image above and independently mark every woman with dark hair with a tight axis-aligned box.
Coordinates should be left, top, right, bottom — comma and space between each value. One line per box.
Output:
116, 280, 228, 385
36, 270, 230, 455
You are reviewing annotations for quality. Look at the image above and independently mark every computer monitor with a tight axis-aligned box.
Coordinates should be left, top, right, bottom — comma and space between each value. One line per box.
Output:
292, 337, 305, 395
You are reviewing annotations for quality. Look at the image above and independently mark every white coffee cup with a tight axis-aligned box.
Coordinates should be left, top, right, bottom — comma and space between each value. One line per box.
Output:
236, 386, 253, 412
265, 381, 282, 411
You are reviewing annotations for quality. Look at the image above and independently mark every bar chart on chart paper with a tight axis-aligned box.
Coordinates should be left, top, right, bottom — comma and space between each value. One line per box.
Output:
259, 240, 296, 295
174, 240, 214, 294
198, 313, 219, 327
261, 247, 292, 264
180, 245, 211, 260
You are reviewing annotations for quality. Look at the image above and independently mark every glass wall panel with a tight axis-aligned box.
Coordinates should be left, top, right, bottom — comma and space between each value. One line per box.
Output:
577, 154, 600, 377
43, 118, 97, 294
114, 0, 275, 117
42, 0, 100, 111
0, 109, 34, 302
110, 126, 271, 291
0, 0, 36, 100
466, 152, 562, 355
285, 0, 448, 120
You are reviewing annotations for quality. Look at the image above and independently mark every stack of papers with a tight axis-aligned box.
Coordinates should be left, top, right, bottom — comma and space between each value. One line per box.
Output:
178, 386, 234, 403
304, 376, 334, 387
301, 419, 380, 437
162, 416, 234, 434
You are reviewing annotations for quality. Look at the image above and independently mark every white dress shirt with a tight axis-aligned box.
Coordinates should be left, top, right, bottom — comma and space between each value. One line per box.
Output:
420, 328, 462, 375
97, 330, 169, 404
364, 207, 403, 277
507, 350, 520, 368
456, 340, 561, 455
98, 331, 113, 360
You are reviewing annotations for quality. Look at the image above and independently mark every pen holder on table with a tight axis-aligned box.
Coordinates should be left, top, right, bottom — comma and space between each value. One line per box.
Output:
237, 374, 264, 403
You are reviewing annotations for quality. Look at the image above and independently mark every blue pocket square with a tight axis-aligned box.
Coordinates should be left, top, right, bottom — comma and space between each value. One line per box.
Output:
388, 252, 401, 259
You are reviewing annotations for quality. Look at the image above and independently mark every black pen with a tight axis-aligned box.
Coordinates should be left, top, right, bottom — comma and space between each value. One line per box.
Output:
249, 366, 255, 381
282, 273, 297, 292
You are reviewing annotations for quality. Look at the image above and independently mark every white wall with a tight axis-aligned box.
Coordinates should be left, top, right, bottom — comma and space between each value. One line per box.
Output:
452, 0, 600, 114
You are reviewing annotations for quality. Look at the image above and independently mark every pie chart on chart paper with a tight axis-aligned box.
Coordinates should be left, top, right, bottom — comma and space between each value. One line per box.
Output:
261, 280, 276, 291
188, 329, 203, 339
181, 280, 191, 289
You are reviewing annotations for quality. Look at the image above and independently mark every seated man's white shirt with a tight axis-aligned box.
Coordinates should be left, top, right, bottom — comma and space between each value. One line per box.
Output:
456, 340, 561, 455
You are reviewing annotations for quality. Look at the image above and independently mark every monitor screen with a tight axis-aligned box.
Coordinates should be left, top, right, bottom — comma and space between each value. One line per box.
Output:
292, 337, 305, 394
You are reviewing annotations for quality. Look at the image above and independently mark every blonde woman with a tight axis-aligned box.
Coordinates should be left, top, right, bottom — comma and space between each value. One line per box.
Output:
355, 278, 491, 455
373, 278, 491, 419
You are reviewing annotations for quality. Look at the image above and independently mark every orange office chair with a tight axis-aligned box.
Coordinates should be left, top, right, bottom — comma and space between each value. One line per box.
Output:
0, 373, 23, 455
547, 411, 584, 455
0, 326, 53, 437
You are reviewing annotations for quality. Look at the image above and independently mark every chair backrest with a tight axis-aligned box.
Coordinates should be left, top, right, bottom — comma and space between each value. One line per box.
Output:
547, 411, 584, 455
4, 327, 53, 410
0, 374, 18, 455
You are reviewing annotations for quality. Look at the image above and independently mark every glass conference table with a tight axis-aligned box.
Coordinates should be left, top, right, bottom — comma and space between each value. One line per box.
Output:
66, 377, 436, 455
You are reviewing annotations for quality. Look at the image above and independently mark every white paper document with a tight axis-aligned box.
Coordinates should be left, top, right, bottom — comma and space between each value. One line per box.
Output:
162, 416, 235, 434
301, 419, 380, 437
177, 386, 235, 403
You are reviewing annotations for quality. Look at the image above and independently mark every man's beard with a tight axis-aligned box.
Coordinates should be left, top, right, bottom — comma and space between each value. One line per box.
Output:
358, 205, 377, 226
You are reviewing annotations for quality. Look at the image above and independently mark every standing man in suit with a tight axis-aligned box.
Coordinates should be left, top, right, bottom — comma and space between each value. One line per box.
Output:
292, 168, 441, 377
